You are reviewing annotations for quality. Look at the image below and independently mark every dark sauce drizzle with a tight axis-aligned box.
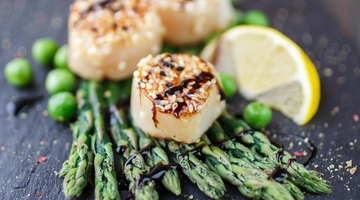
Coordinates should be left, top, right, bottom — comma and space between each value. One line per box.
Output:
269, 133, 317, 166
117, 173, 129, 190
178, 143, 207, 161
154, 72, 225, 121
136, 163, 177, 187
124, 144, 156, 166
146, 54, 226, 125
151, 105, 159, 127
268, 149, 296, 183
115, 145, 128, 156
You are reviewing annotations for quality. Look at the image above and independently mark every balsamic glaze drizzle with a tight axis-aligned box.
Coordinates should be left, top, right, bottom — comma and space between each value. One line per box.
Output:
136, 163, 177, 187
124, 144, 156, 166
157, 71, 225, 119
269, 149, 297, 183
178, 143, 207, 160
115, 145, 128, 156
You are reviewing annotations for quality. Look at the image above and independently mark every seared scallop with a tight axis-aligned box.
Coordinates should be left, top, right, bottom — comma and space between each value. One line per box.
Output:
151, 0, 235, 46
131, 53, 226, 144
68, 0, 165, 80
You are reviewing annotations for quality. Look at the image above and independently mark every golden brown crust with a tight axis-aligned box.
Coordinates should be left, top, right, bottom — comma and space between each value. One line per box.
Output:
69, 0, 152, 39
134, 53, 224, 118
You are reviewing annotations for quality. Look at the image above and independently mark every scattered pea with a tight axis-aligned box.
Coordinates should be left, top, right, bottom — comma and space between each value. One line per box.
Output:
48, 92, 77, 122
220, 73, 237, 99
4, 58, 33, 87
242, 10, 270, 27
243, 102, 272, 129
46, 69, 76, 94
32, 38, 58, 65
54, 45, 69, 69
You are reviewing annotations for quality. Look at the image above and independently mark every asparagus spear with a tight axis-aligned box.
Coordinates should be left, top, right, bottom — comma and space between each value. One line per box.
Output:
164, 140, 226, 199
218, 111, 332, 194
110, 108, 159, 200
89, 81, 120, 200
130, 119, 182, 196
208, 122, 304, 200
59, 82, 94, 198
106, 82, 158, 200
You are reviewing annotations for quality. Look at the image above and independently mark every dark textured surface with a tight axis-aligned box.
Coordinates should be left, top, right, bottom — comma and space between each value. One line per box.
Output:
0, 0, 359, 199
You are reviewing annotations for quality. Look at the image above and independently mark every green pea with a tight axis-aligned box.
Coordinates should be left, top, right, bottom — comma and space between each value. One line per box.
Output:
48, 92, 77, 122
54, 45, 69, 69
220, 73, 237, 99
243, 102, 272, 129
45, 69, 76, 95
32, 38, 58, 65
242, 10, 270, 27
4, 58, 33, 87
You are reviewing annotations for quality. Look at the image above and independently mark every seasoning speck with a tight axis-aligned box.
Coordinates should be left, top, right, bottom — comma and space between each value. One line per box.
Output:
349, 167, 357, 175
323, 68, 333, 77
166, 82, 172, 88
176, 66, 184, 71
353, 114, 359, 122
36, 191, 43, 198
36, 156, 47, 164
293, 151, 305, 157
160, 71, 166, 76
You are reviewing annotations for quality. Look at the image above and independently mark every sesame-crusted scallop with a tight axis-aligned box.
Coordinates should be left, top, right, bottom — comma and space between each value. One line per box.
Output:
151, 0, 235, 46
131, 53, 226, 144
68, 0, 165, 80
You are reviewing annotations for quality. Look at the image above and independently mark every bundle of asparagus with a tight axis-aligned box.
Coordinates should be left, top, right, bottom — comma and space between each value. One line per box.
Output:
59, 82, 94, 198
218, 111, 332, 194
207, 121, 304, 200
59, 81, 331, 200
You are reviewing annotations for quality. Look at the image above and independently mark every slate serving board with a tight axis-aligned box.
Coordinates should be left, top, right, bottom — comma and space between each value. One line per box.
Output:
0, 0, 359, 199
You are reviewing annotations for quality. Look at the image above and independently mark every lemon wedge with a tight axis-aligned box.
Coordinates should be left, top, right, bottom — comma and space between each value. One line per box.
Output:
201, 25, 320, 125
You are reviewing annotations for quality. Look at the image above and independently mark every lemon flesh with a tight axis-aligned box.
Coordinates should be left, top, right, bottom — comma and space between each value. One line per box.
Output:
201, 25, 320, 125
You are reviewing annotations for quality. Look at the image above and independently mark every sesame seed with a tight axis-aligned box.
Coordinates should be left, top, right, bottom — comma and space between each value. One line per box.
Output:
165, 104, 172, 110
159, 100, 169, 105
156, 105, 165, 112
176, 66, 184, 71
177, 97, 184, 103
166, 82, 172, 88
146, 83, 152, 89
134, 70, 140, 77
188, 104, 194, 113
160, 71, 166, 76
172, 103, 178, 110
142, 71, 149, 77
